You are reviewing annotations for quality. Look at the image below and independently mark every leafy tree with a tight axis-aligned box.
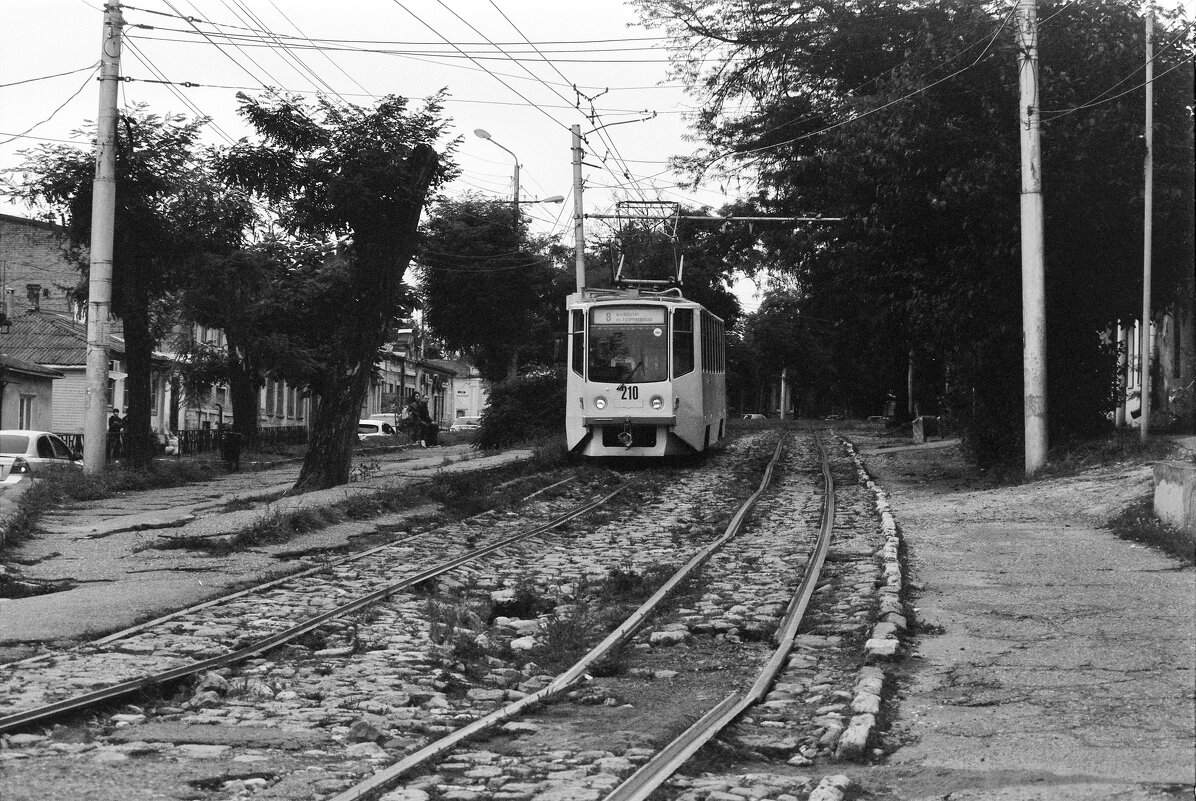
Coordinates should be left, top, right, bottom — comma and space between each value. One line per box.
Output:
636, 0, 1194, 462
6, 108, 251, 467
218, 93, 455, 490
174, 243, 307, 447
416, 194, 564, 382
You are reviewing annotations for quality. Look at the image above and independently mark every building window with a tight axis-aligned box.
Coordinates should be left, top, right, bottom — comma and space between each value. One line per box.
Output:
18, 395, 34, 429
265, 380, 276, 416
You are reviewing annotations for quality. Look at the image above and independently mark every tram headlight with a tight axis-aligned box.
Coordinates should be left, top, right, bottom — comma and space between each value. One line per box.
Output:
649, 395, 664, 410
593, 395, 607, 410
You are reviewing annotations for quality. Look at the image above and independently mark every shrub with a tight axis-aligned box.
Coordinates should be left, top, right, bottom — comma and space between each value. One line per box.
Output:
475, 367, 567, 450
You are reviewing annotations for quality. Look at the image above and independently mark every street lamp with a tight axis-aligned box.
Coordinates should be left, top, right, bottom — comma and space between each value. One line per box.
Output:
518, 195, 565, 205
473, 128, 519, 207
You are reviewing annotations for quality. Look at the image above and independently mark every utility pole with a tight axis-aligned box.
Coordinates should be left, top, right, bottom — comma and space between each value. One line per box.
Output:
572, 124, 586, 293
1140, 3, 1154, 441
1016, 0, 1048, 475
83, 1, 123, 474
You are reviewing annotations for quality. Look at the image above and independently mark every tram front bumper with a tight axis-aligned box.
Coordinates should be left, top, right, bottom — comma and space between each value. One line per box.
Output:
582, 416, 676, 427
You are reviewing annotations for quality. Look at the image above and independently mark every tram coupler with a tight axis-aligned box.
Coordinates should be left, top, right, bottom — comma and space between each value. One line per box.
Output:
618, 423, 634, 448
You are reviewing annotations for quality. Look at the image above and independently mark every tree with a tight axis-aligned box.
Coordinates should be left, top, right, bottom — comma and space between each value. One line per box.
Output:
219, 93, 455, 490
635, 0, 1194, 461
7, 108, 252, 468
416, 194, 564, 382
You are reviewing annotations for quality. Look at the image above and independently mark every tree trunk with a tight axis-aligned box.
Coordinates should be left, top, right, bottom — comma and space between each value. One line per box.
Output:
121, 283, 157, 469
227, 344, 260, 448
293, 144, 440, 492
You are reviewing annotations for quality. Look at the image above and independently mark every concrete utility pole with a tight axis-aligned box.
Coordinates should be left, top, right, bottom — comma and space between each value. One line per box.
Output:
1016, 0, 1048, 475
1140, 3, 1154, 441
572, 124, 586, 293
83, 1, 123, 474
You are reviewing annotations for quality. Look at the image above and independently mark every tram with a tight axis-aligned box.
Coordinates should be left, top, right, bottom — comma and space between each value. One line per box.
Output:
565, 286, 727, 457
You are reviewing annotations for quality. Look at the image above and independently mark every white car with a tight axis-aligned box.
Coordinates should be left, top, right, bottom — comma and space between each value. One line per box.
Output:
357, 420, 397, 439
0, 430, 83, 485
450, 416, 482, 432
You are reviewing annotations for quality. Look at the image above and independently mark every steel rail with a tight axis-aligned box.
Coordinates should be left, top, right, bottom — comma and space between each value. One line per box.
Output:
602, 430, 836, 801
328, 433, 789, 801
6, 475, 579, 667
0, 482, 618, 736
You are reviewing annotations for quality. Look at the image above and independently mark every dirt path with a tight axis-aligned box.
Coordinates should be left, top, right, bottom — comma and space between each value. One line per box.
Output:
847, 433, 1194, 801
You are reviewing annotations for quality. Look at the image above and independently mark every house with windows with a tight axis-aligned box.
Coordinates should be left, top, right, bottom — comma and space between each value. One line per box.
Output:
0, 353, 62, 430
1, 301, 172, 435
181, 323, 310, 433
427, 356, 488, 422
362, 328, 455, 428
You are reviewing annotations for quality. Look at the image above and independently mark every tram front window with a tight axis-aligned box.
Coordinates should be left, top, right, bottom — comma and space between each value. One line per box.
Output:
588, 325, 668, 384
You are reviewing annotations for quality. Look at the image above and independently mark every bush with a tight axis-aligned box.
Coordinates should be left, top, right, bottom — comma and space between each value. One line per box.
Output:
475, 367, 567, 450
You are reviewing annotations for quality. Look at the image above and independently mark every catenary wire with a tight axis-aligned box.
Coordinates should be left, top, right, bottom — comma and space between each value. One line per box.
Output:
0, 66, 100, 148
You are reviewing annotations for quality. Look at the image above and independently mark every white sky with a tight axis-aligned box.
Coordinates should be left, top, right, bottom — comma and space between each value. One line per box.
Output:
3, 2, 1190, 315
0, 2, 738, 233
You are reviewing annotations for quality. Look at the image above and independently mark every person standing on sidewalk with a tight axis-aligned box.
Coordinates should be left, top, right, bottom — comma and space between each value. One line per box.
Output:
106, 408, 123, 461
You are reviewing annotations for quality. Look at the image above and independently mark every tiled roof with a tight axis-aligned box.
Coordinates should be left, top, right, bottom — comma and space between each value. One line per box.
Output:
0, 353, 62, 379
427, 358, 480, 377
1, 310, 128, 367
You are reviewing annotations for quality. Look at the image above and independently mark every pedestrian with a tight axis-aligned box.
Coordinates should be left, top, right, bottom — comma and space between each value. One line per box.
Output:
107, 408, 124, 461
415, 393, 438, 447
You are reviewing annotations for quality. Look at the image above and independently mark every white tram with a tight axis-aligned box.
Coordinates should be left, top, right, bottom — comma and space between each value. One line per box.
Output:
565, 288, 727, 457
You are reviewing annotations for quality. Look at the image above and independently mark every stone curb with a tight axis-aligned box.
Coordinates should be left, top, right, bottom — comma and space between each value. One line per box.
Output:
834, 438, 906, 761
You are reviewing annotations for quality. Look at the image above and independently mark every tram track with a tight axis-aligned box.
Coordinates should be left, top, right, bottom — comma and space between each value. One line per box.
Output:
0, 428, 904, 801
0, 475, 620, 734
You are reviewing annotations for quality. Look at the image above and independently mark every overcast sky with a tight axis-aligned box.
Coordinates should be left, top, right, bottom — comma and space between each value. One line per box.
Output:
3, 1, 1190, 314
1, 2, 736, 232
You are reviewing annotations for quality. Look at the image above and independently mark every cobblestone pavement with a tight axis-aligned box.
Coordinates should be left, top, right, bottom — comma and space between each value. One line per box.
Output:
0, 443, 530, 649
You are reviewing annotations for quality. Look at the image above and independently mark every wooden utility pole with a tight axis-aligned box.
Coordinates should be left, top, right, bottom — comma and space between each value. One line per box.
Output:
83, 1, 123, 474
1140, 3, 1154, 441
572, 124, 586, 293
1016, 0, 1048, 475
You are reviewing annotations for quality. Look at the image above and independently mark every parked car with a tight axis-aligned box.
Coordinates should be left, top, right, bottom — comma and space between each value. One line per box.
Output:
357, 419, 396, 439
0, 430, 83, 486
741, 413, 767, 420
450, 416, 482, 432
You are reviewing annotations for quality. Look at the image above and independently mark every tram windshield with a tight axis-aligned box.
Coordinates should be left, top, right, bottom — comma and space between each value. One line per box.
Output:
588, 306, 669, 384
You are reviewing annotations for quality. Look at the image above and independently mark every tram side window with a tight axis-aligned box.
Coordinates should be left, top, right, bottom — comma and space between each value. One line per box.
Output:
570, 310, 585, 376
673, 309, 694, 377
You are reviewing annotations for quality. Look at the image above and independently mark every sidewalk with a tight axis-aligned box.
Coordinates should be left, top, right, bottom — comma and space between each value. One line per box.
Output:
0, 444, 532, 654
848, 435, 1195, 800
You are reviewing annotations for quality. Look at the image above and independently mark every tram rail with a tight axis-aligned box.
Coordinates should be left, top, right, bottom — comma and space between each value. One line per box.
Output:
327, 432, 793, 801
0, 480, 620, 735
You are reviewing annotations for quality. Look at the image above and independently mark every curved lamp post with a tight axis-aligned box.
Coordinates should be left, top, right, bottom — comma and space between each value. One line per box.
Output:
474, 128, 519, 207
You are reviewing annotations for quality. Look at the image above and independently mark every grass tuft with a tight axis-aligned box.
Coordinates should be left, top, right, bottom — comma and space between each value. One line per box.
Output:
1106, 494, 1194, 565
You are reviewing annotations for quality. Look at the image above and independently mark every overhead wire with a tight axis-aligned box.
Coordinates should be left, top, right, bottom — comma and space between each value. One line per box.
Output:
122, 37, 239, 145
0, 64, 99, 89
387, 0, 571, 133
267, 0, 375, 100
693, 4, 1018, 174
158, 0, 278, 93
0, 66, 100, 148
219, 0, 349, 103
1040, 19, 1194, 119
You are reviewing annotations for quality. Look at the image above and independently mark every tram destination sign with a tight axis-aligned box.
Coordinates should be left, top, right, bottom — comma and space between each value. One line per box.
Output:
591, 307, 666, 325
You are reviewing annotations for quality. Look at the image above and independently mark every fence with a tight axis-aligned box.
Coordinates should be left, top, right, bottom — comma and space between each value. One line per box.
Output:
57, 425, 309, 460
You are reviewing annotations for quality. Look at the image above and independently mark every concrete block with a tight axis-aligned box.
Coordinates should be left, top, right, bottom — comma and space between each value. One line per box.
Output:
911, 415, 940, 443
1153, 461, 1196, 534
